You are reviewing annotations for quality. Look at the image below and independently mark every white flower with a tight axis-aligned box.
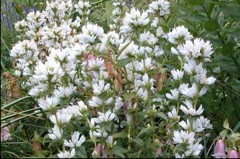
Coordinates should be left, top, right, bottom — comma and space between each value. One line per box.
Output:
106, 135, 116, 147
181, 83, 207, 98
94, 110, 116, 124
107, 31, 123, 47
74, 0, 90, 15
64, 131, 86, 148
180, 38, 213, 60
148, 0, 170, 16
195, 116, 213, 130
173, 130, 195, 144
89, 96, 103, 107
175, 153, 185, 158
77, 101, 88, 111
185, 143, 203, 157
137, 88, 148, 100
90, 129, 108, 138
87, 58, 105, 70
105, 97, 113, 104
64, 105, 82, 117
179, 120, 191, 130
166, 88, 179, 100
49, 111, 72, 125
171, 69, 184, 80
57, 148, 75, 158
92, 80, 111, 95
180, 100, 204, 116
180, 83, 197, 98
168, 108, 179, 119
54, 84, 77, 98
48, 125, 63, 140
154, 45, 164, 56
33, 59, 64, 82
120, 8, 149, 33
38, 96, 60, 110
167, 26, 193, 44
140, 31, 158, 45
198, 75, 216, 85
113, 97, 124, 112
78, 23, 104, 44
183, 58, 197, 75
156, 27, 164, 37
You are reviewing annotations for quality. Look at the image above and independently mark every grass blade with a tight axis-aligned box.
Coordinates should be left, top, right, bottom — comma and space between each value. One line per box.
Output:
1, 96, 32, 110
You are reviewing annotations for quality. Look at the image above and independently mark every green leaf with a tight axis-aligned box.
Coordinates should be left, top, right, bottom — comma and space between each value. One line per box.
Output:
204, 20, 219, 32
132, 138, 144, 147
112, 146, 128, 158
129, 150, 142, 158
76, 146, 87, 158
1, 96, 32, 110
222, 40, 235, 55
219, 4, 240, 20
184, 0, 205, 5
223, 119, 230, 129
118, 59, 131, 66
137, 128, 149, 137
156, 112, 168, 121
180, 13, 208, 23
118, 41, 132, 55
233, 122, 240, 133
112, 149, 125, 158
112, 132, 127, 139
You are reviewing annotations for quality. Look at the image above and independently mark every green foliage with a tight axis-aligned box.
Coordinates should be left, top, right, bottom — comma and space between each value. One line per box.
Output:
173, 0, 240, 130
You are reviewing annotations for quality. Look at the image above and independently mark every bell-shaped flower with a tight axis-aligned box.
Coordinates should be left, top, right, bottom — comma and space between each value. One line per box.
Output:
213, 139, 226, 158
227, 150, 238, 158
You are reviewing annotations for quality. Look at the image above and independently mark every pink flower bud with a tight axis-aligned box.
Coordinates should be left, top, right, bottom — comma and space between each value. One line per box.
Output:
87, 54, 95, 61
228, 150, 238, 158
213, 139, 226, 158
95, 144, 107, 158
1, 126, 11, 141
238, 151, 240, 158
156, 147, 162, 157
84, 53, 96, 68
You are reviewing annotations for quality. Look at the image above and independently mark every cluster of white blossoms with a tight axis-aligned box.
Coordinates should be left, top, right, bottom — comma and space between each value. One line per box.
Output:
10, 0, 216, 158
166, 25, 215, 157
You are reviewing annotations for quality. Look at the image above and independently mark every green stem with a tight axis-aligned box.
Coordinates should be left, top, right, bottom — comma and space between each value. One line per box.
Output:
1, 37, 10, 52
203, 132, 207, 158
128, 119, 132, 153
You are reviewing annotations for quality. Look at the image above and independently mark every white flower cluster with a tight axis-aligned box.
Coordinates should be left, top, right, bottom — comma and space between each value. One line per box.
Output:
166, 26, 215, 157
110, 0, 126, 30
10, 0, 215, 158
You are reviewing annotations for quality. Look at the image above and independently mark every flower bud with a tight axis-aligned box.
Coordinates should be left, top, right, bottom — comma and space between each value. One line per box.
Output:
227, 150, 238, 158
156, 147, 162, 157
1, 126, 11, 141
213, 139, 226, 158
